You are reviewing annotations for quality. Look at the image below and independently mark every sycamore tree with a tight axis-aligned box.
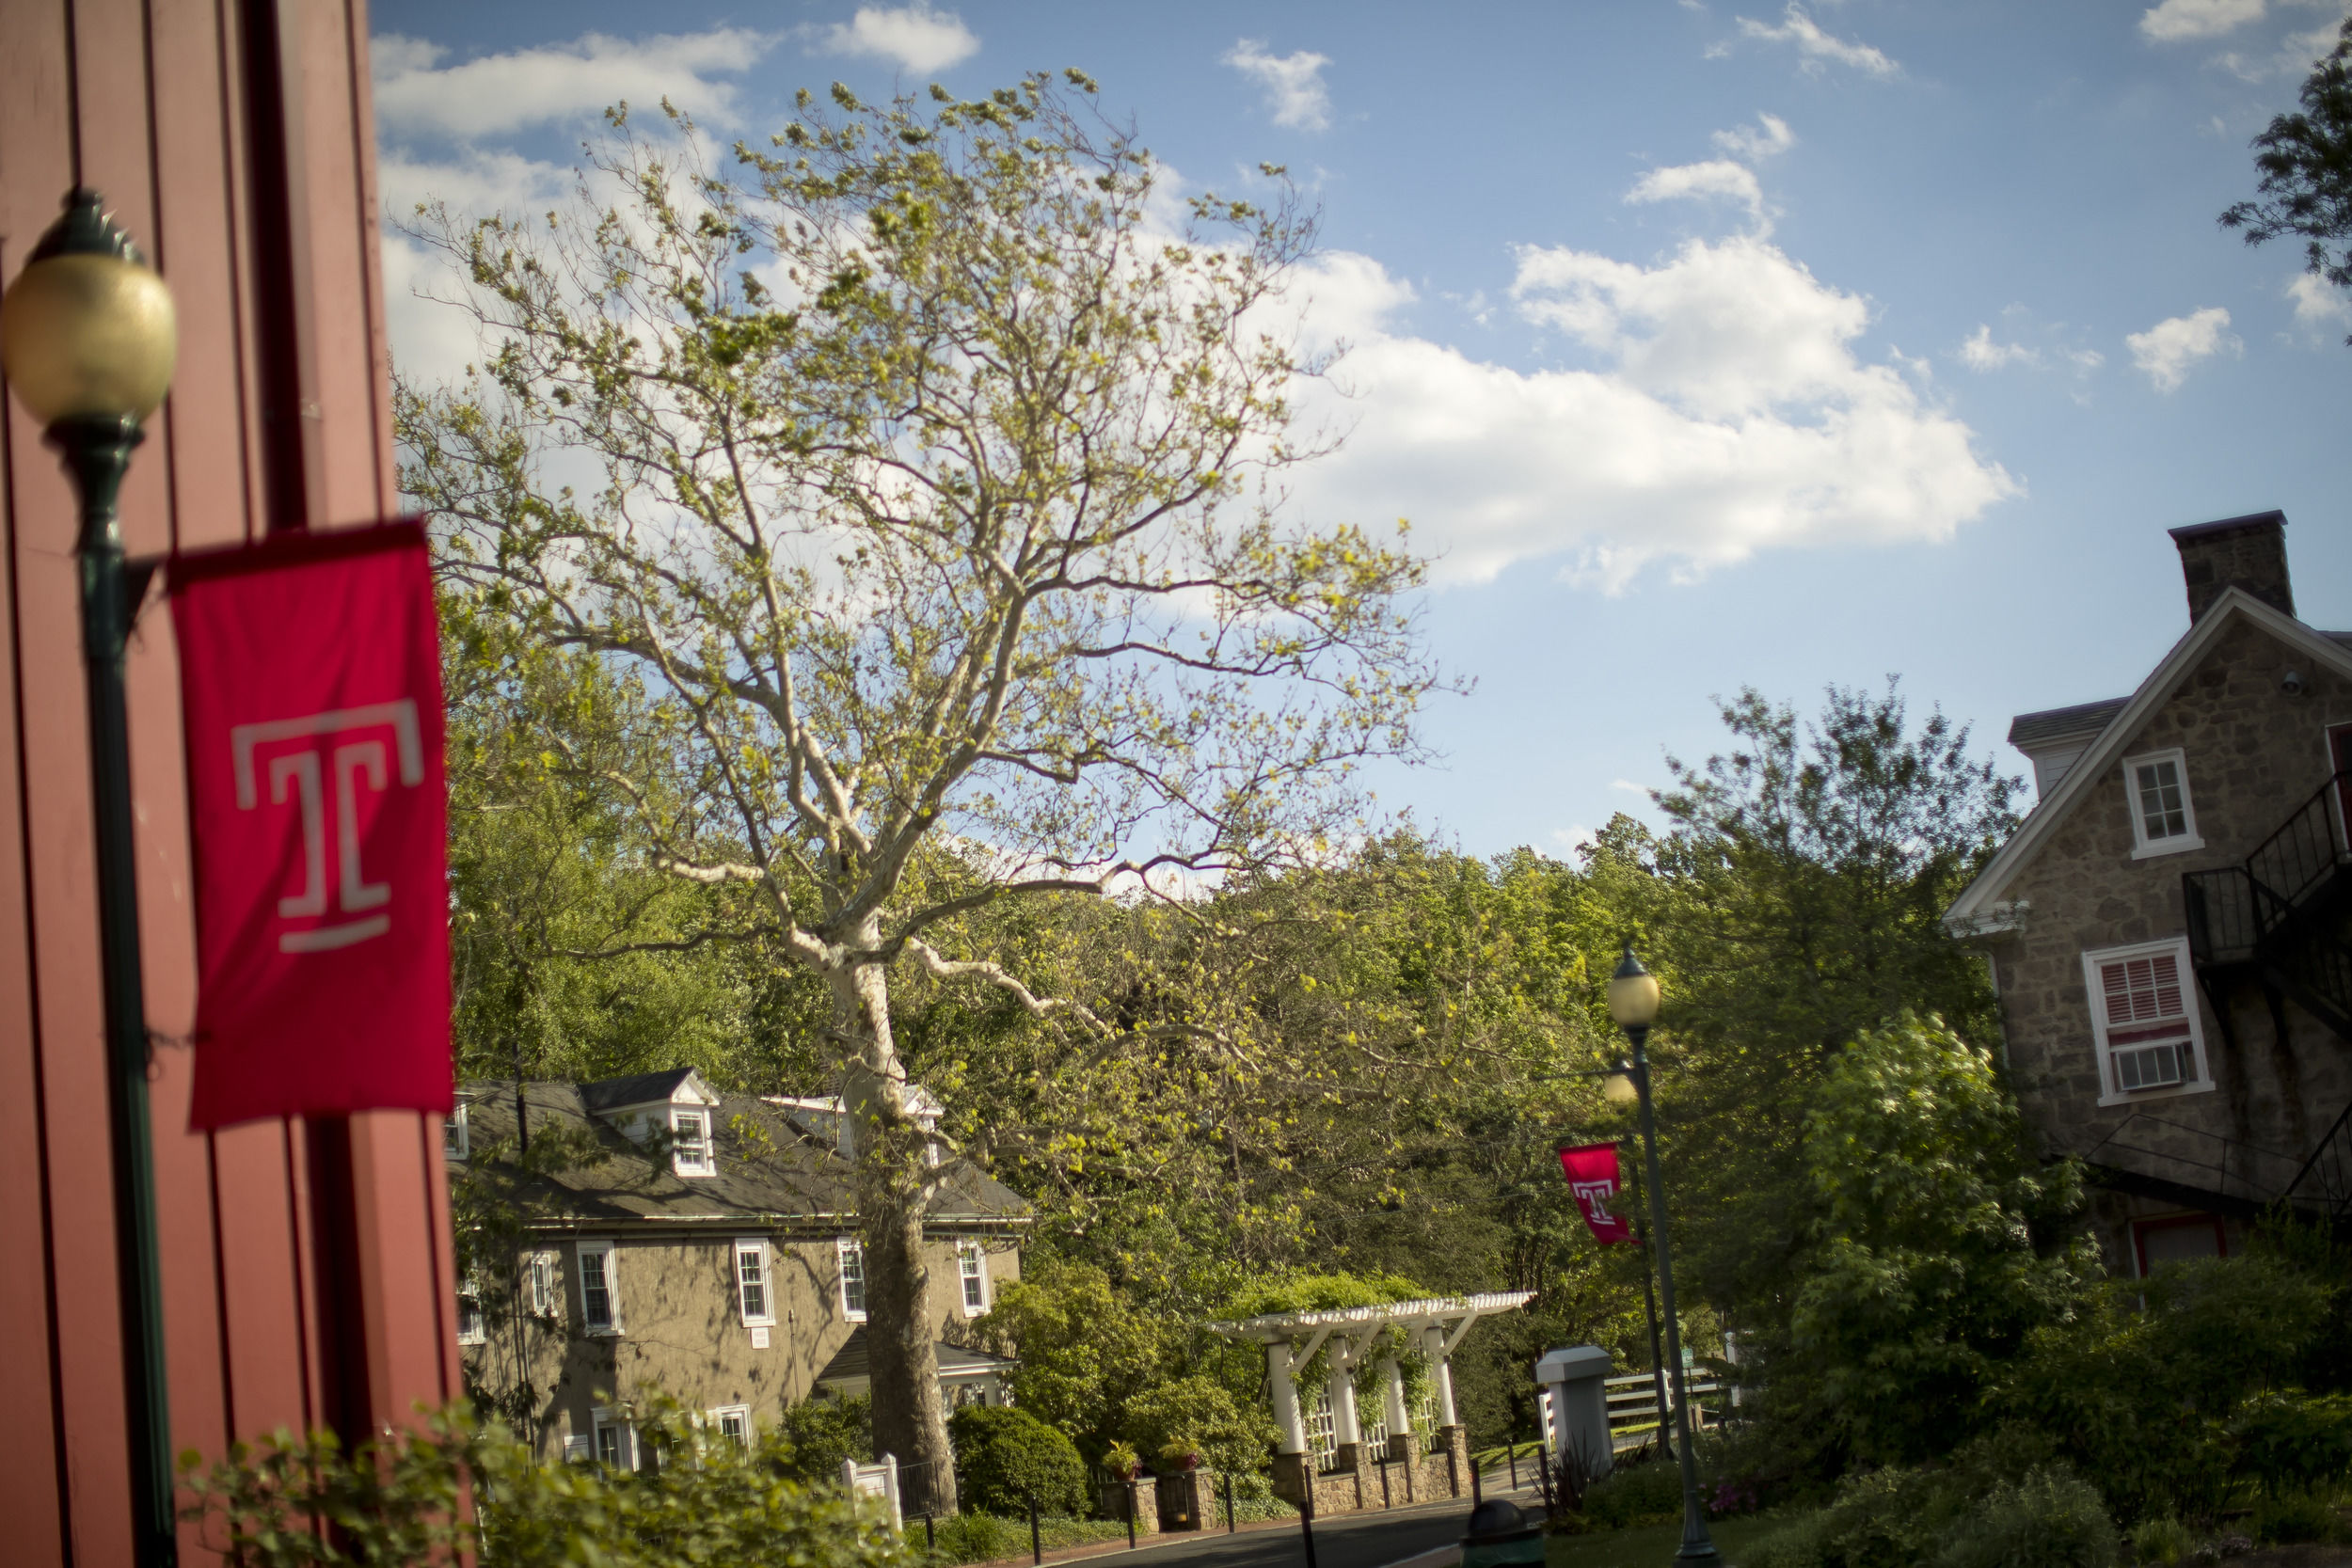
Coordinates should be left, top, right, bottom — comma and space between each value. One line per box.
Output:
398, 74, 1438, 1504
2222, 16, 2352, 342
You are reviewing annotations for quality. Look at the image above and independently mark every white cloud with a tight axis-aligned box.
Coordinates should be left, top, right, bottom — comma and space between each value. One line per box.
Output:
1711, 113, 1796, 162
1959, 325, 2039, 371
1224, 40, 1334, 131
2288, 272, 2352, 328
1727, 5, 1900, 75
372, 29, 773, 138
1610, 779, 1648, 794
1283, 236, 2017, 593
2139, 0, 2266, 41
2125, 307, 2241, 390
1627, 159, 1765, 220
814, 5, 979, 74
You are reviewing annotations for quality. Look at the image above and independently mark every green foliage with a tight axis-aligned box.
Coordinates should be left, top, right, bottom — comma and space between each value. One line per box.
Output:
1931, 1469, 2117, 1568
177, 1401, 909, 1568
2126, 1517, 2196, 1566
1575, 1455, 1689, 1529
921, 1513, 1130, 1563
769, 1395, 876, 1484
2221, 16, 2352, 341
1994, 1255, 2333, 1523
2252, 1489, 2342, 1545
971, 1258, 1167, 1449
2231, 1391, 2352, 1499
1739, 1465, 2114, 1568
1118, 1376, 1275, 1475
946, 1406, 1088, 1518
1748, 1015, 2097, 1469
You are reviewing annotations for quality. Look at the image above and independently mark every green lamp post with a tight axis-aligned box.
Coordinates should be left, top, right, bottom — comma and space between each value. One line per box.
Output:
0, 185, 181, 1568
1607, 947, 1718, 1565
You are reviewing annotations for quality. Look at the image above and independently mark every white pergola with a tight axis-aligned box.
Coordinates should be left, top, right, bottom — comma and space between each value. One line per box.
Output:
1206, 1291, 1533, 1459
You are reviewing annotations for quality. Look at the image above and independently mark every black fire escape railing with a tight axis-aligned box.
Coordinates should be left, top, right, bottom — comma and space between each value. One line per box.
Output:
2181, 771, 2352, 1216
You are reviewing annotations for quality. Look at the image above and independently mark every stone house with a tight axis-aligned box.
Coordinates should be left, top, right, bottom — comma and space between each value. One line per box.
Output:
447, 1068, 1026, 1465
1945, 512, 2352, 1275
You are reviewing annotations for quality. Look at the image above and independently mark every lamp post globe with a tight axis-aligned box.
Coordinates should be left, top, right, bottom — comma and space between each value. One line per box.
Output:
0, 186, 177, 429
1, 186, 179, 1568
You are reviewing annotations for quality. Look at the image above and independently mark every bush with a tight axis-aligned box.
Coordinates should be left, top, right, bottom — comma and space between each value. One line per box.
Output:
2127, 1518, 2195, 1566
2251, 1489, 2339, 1545
771, 1394, 873, 1484
1931, 1467, 2117, 1568
179, 1399, 911, 1568
946, 1406, 1087, 1518
922, 1513, 1127, 1564
1575, 1454, 1688, 1529
2232, 1392, 2352, 1499
1118, 1376, 1275, 1476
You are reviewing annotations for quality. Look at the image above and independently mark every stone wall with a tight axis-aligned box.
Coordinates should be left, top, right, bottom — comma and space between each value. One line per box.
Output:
1984, 611, 2352, 1259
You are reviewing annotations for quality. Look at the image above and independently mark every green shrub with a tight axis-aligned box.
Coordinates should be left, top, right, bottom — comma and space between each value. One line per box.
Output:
2125, 1517, 2195, 1566
1930, 1467, 2116, 1568
1575, 1454, 1688, 1528
946, 1406, 1087, 1518
2251, 1489, 2339, 1545
2232, 1391, 2352, 1499
921, 1512, 1128, 1564
178, 1399, 911, 1568
1119, 1376, 1274, 1476
1734, 1466, 1967, 1568
771, 1394, 873, 1484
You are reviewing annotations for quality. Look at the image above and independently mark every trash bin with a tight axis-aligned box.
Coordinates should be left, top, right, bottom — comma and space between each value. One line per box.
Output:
1460, 1498, 1546, 1568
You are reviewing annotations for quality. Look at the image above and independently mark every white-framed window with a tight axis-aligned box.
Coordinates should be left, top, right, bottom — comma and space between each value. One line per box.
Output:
2123, 748, 2204, 858
837, 1236, 866, 1321
735, 1239, 774, 1326
2084, 939, 2213, 1105
592, 1407, 638, 1470
578, 1240, 621, 1335
958, 1243, 989, 1316
444, 1104, 469, 1161
527, 1251, 561, 1320
672, 1109, 715, 1177
709, 1404, 752, 1448
456, 1275, 486, 1345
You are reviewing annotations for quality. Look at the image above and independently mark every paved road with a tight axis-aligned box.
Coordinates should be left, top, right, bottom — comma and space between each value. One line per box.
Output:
1074, 1476, 1542, 1568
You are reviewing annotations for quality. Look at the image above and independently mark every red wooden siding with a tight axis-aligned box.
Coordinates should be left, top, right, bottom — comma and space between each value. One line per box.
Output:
0, 3, 459, 1562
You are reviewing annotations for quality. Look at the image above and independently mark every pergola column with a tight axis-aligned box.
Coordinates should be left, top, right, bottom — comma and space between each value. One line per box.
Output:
1268, 1340, 1306, 1454
1423, 1323, 1459, 1427
1380, 1355, 1410, 1438
1327, 1336, 1361, 1448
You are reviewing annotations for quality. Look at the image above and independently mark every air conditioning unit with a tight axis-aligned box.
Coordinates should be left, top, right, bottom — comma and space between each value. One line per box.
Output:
2115, 1040, 2185, 1092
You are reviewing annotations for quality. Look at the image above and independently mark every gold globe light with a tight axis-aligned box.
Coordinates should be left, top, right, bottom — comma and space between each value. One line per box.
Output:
1606, 945, 1661, 1030
0, 188, 177, 427
1602, 1068, 1641, 1107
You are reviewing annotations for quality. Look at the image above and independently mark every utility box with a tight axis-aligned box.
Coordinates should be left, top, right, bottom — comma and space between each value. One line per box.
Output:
1533, 1345, 1613, 1482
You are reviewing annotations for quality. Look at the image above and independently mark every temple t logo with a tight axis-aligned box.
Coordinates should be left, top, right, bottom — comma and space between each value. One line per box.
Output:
231, 700, 426, 953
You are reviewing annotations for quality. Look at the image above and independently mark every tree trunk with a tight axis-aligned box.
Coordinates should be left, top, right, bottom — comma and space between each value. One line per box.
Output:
834, 950, 958, 1515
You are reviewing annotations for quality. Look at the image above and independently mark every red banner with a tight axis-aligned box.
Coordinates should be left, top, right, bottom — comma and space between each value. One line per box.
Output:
1559, 1142, 1636, 1245
170, 523, 451, 1130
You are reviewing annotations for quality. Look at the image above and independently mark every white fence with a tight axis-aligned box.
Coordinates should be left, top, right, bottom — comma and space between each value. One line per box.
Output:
1602, 1370, 1723, 1452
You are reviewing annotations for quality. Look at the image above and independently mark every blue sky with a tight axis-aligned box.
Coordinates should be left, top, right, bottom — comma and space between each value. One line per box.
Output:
371, 0, 2352, 858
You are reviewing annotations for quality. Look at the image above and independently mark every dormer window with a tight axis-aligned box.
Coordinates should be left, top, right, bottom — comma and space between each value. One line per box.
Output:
2125, 748, 2203, 858
672, 1109, 714, 1177
443, 1103, 469, 1161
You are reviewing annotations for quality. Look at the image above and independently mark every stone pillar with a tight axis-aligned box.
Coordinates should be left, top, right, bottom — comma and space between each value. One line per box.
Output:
1534, 1345, 1614, 1485
1100, 1478, 1161, 1534
1155, 1468, 1212, 1530
1440, 1423, 1471, 1497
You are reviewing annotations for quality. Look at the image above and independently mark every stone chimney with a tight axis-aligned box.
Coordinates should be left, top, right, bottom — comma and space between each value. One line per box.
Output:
2169, 510, 2293, 625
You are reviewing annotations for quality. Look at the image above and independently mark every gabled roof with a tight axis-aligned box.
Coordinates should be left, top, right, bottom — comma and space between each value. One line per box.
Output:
1946, 587, 2352, 932
815, 1326, 1017, 1386
456, 1078, 1030, 1234
580, 1068, 711, 1113
2008, 697, 2129, 752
